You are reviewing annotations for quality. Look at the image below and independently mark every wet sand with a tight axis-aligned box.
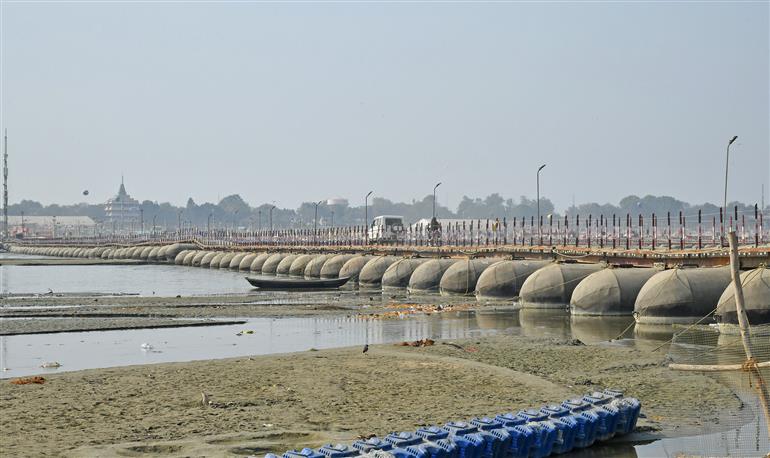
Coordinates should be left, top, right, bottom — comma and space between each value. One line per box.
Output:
0, 334, 739, 457
1, 293, 491, 334
0, 317, 247, 335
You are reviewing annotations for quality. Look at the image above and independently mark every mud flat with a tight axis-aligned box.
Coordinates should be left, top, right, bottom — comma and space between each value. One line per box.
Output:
0, 334, 739, 457
0, 317, 247, 335
0, 293, 484, 329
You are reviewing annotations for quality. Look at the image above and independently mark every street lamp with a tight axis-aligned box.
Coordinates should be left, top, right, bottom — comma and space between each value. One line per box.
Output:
233, 209, 239, 231
258, 210, 262, 231
207, 212, 213, 234
269, 205, 276, 232
433, 182, 442, 219
537, 164, 546, 241
314, 200, 323, 244
364, 191, 373, 244
724, 135, 738, 230
152, 214, 157, 237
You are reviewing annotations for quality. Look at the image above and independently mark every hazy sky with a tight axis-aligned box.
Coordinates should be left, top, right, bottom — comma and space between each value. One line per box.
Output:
1, 1, 768, 212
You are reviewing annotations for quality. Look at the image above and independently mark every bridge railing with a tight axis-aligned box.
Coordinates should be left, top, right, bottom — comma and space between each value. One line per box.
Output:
10, 206, 767, 251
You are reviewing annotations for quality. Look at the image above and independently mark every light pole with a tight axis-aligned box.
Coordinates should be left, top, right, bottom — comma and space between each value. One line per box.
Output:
364, 191, 373, 244
140, 208, 144, 234
233, 209, 239, 231
724, 135, 738, 230
269, 205, 276, 232
258, 210, 262, 231
314, 200, 323, 245
433, 182, 442, 219
537, 164, 546, 241
177, 210, 183, 233
152, 214, 157, 237
207, 212, 213, 234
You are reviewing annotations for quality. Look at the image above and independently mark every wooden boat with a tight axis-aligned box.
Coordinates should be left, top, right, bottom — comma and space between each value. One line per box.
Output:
245, 276, 351, 290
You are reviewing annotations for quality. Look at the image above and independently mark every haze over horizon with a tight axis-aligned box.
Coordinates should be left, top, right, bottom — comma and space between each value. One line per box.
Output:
1, 2, 768, 212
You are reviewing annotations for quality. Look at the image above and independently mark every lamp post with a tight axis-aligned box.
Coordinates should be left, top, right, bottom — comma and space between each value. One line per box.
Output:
177, 210, 183, 233
537, 164, 546, 241
364, 191, 373, 245
258, 210, 262, 231
152, 215, 157, 238
139, 208, 144, 234
269, 205, 276, 232
433, 182, 442, 219
314, 200, 323, 245
331, 210, 334, 227
233, 209, 239, 231
724, 135, 739, 231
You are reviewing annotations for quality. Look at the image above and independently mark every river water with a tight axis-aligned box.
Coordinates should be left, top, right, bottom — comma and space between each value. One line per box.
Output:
0, 253, 767, 457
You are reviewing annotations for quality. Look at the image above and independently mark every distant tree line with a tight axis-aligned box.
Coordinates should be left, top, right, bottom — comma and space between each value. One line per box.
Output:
6, 194, 766, 230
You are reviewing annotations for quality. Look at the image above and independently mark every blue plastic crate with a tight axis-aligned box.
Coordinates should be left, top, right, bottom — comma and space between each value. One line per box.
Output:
414, 426, 459, 458
603, 389, 642, 435
583, 392, 621, 441
561, 398, 599, 448
352, 438, 393, 454
284, 448, 326, 458
493, 413, 536, 458
515, 410, 558, 458
385, 431, 430, 458
442, 421, 486, 458
533, 406, 576, 455
469, 417, 512, 458
319, 444, 361, 458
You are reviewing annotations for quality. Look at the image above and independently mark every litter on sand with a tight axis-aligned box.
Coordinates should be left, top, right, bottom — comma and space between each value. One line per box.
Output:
10, 376, 46, 385
397, 339, 435, 347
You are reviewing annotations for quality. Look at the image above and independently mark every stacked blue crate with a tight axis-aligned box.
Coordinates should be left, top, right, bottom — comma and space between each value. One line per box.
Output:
603, 389, 642, 435
560, 398, 599, 448
582, 392, 621, 441
441, 422, 486, 458
493, 413, 536, 458
265, 389, 641, 458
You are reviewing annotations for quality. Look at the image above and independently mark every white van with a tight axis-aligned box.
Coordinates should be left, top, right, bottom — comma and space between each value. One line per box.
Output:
368, 215, 405, 244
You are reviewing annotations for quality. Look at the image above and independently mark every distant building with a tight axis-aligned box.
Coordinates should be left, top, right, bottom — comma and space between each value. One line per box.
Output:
104, 178, 141, 232
7, 215, 95, 238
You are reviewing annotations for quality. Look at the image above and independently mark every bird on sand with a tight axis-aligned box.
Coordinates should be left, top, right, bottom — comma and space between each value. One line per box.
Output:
362, 344, 369, 354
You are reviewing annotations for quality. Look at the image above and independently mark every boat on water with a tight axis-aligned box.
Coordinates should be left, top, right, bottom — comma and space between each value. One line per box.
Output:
245, 276, 351, 290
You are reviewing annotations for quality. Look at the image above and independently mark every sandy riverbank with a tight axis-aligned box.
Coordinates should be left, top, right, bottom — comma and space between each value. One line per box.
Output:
0, 293, 492, 334
0, 334, 739, 457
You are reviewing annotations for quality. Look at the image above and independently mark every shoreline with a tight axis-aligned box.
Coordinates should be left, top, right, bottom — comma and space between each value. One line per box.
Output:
0, 333, 741, 456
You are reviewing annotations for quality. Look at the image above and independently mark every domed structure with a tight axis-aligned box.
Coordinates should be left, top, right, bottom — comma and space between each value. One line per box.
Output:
407, 259, 457, 294
320, 254, 356, 279
571, 267, 658, 316
339, 256, 372, 282
276, 254, 301, 275
262, 253, 289, 274
382, 258, 429, 289
228, 253, 247, 269
238, 253, 258, 271
440, 258, 502, 296
519, 262, 604, 308
714, 267, 770, 325
304, 254, 333, 278
249, 253, 273, 272
475, 260, 551, 300
634, 266, 732, 325
359, 256, 400, 287
288, 254, 315, 277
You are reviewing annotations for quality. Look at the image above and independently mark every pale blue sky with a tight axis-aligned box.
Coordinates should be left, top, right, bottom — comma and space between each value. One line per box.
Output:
1, 1, 768, 212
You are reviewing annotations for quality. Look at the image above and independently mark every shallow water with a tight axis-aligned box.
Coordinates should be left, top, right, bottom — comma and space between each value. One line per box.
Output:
1, 258, 767, 457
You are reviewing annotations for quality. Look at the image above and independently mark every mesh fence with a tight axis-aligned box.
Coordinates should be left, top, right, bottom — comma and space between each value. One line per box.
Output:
665, 324, 770, 457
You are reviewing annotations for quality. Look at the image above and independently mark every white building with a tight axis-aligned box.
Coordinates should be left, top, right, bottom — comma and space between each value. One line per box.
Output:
104, 178, 141, 232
